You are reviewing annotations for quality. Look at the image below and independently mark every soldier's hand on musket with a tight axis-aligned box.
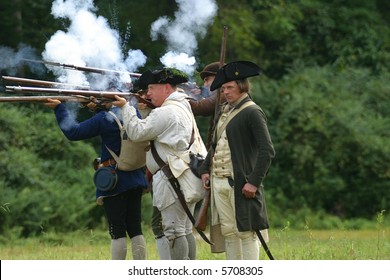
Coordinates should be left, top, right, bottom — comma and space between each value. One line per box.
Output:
44, 98, 61, 109
111, 95, 127, 108
201, 173, 211, 190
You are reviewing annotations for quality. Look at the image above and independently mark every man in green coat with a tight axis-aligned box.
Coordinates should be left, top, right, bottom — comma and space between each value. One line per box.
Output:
199, 61, 275, 260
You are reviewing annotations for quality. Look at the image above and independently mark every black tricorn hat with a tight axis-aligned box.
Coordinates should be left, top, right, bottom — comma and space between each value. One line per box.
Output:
199, 62, 221, 80
210, 60, 261, 91
138, 67, 188, 88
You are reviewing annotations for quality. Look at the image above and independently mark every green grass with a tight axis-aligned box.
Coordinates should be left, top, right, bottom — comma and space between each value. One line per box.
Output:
1, 225, 389, 260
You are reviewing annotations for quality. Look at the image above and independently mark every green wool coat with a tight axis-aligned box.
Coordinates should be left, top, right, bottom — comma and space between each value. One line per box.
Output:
199, 96, 275, 232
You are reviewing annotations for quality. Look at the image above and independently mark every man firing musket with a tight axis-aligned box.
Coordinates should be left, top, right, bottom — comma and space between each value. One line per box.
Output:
40, 81, 150, 262
0, 64, 152, 260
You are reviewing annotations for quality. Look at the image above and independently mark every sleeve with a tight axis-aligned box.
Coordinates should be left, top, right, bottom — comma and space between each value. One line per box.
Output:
54, 103, 102, 141
247, 108, 275, 186
121, 103, 169, 142
189, 94, 217, 116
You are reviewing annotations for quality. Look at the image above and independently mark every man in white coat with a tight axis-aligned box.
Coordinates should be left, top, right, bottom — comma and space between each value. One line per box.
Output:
112, 67, 206, 260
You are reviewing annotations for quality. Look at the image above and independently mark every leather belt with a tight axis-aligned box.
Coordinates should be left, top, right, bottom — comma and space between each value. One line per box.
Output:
100, 158, 116, 167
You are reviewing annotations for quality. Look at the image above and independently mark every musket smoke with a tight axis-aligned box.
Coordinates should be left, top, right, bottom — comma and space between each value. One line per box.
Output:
43, 0, 146, 90
0, 44, 44, 76
151, 0, 218, 75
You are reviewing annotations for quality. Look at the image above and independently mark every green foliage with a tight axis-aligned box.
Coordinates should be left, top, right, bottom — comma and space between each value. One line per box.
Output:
0, 0, 61, 50
0, 104, 99, 237
255, 65, 390, 220
204, 0, 390, 78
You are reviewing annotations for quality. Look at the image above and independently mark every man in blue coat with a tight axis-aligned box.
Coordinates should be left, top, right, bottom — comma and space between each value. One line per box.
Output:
45, 99, 148, 260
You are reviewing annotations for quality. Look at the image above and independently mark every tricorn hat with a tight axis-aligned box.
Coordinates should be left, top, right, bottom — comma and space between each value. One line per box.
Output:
137, 67, 188, 88
199, 62, 221, 80
210, 61, 261, 91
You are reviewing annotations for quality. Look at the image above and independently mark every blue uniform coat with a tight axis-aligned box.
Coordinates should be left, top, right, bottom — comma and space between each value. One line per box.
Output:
53, 104, 148, 201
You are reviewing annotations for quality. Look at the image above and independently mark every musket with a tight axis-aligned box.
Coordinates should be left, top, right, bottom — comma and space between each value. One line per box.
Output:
6, 85, 134, 98
195, 26, 228, 232
2, 76, 90, 90
0, 95, 91, 103
219, 25, 228, 70
5, 85, 156, 109
194, 179, 211, 231
22, 59, 142, 78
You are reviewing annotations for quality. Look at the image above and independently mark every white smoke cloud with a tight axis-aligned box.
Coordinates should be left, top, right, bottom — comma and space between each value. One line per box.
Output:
0, 44, 44, 76
51, 0, 97, 18
125, 50, 147, 73
1, 0, 217, 92
43, 0, 146, 90
151, 0, 218, 75
160, 52, 196, 75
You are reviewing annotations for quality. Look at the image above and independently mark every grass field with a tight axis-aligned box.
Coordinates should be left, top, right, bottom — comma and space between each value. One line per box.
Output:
1, 225, 389, 260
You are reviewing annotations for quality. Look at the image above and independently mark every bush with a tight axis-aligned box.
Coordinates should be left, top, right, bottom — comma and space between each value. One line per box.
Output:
254, 65, 390, 221
0, 104, 100, 237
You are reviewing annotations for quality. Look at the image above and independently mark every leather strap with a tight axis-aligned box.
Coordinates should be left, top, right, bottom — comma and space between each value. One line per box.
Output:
150, 141, 213, 245
99, 158, 116, 167
215, 100, 256, 141
105, 111, 122, 163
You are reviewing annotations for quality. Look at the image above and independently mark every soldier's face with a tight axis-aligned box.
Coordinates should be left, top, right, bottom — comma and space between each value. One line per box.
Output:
146, 84, 170, 107
221, 81, 243, 105
203, 75, 215, 87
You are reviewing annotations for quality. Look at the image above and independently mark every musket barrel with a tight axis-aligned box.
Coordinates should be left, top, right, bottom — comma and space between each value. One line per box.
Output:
22, 59, 142, 77
5, 86, 132, 98
0, 95, 90, 103
2, 76, 90, 90
219, 26, 228, 67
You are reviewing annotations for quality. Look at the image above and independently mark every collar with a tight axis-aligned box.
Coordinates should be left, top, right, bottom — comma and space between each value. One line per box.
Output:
223, 93, 250, 112
230, 93, 249, 108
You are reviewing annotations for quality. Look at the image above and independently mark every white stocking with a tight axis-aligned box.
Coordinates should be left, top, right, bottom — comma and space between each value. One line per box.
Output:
156, 235, 171, 260
131, 235, 146, 260
111, 237, 127, 260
